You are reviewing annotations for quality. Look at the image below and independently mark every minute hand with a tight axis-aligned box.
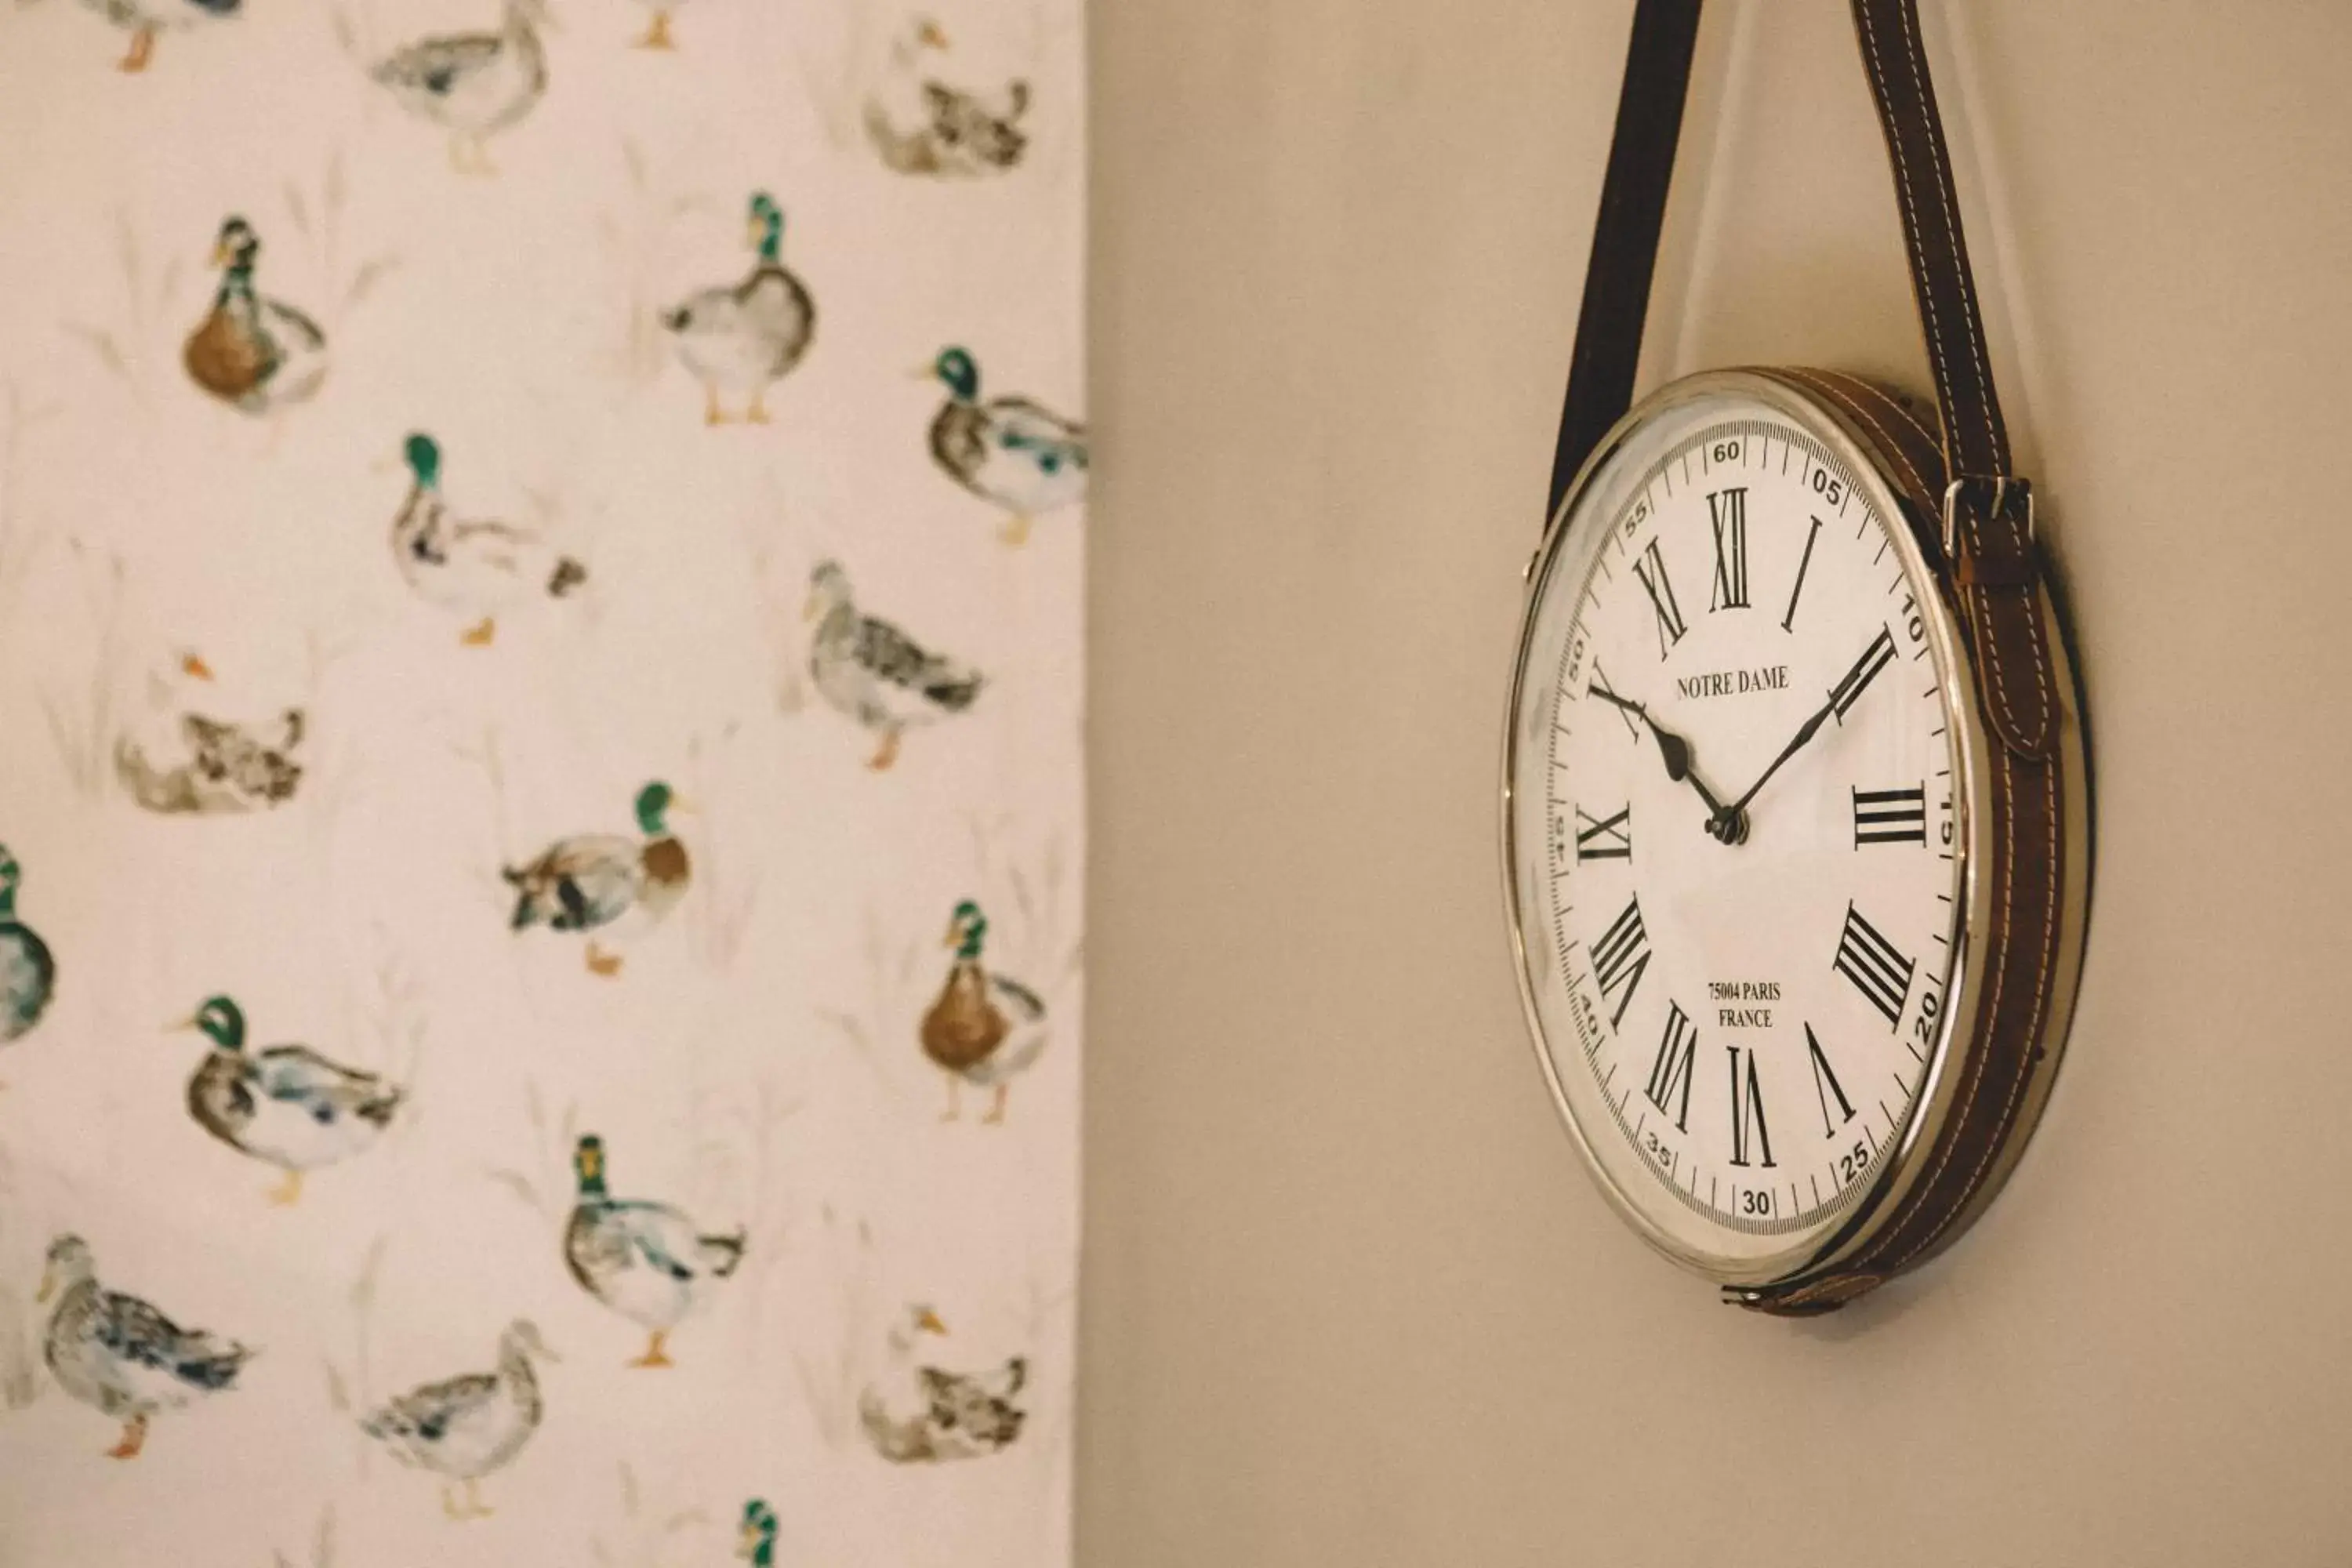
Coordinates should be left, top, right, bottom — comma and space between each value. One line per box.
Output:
1708, 626, 1897, 841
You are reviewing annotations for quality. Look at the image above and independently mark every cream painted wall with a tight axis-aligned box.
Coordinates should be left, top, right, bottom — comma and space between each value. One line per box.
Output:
1081, 2, 2352, 1564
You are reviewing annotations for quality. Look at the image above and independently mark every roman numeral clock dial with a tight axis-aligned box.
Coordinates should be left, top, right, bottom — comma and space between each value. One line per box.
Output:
1507, 383, 1970, 1276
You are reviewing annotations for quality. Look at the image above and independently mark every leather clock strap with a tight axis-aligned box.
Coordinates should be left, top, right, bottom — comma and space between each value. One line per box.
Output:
1545, 0, 2058, 762
1544, 0, 1703, 521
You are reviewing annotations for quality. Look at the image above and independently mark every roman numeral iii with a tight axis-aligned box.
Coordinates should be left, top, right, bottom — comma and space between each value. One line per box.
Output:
1707, 488, 1750, 610
1645, 1001, 1697, 1131
1575, 804, 1632, 861
1632, 539, 1687, 657
1832, 902, 1915, 1029
1727, 1045, 1774, 1168
1852, 785, 1927, 846
1590, 895, 1652, 1029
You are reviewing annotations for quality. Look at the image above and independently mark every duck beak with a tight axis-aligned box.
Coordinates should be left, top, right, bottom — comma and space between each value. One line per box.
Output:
165, 1014, 198, 1032
181, 653, 215, 682
801, 593, 822, 624
370, 453, 398, 475
919, 19, 949, 49
909, 361, 942, 380
209, 240, 232, 267
736, 1528, 758, 1559
917, 1308, 948, 1335
666, 792, 701, 815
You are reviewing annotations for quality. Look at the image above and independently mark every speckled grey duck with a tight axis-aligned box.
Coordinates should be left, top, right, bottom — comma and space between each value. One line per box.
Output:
178, 994, 404, 1205
39, 1234, 256, 1459
370, 0, 549, 174
857, 1304, 1027, 1463
804, 560, 984, 771
360, 1319, 552, 1520
0, 844, 58, 1054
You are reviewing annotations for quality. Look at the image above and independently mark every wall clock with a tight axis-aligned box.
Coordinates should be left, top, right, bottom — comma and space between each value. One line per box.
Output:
1501, 0, 2090, 1314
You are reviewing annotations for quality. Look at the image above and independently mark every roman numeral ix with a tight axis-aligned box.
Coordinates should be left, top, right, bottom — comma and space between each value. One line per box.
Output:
1708, 488, 1750, 610
1832, 902, 1915, 1030
1574, 804, 1632, 862
1645, 1001, 1697, 1132
1728, 1046, 1774, 1169
1852, 785, 1927, 847
1590, 895, 1652, 1029
1632, 539, 1688, 657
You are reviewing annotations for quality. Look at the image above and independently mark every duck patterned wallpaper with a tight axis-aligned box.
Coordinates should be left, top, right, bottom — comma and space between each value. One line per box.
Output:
0, 0, 1084, 1563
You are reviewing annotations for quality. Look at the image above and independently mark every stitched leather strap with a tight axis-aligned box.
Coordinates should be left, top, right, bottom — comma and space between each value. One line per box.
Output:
1547, 0, 2057, 761
1730, 369, 2072, 1319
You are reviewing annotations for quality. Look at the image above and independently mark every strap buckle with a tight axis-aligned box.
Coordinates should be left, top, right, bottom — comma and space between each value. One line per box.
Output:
1941, 475, 2037, 588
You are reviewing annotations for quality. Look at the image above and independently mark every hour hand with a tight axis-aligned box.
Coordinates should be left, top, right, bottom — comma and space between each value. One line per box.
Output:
1587, 680, 1733, 823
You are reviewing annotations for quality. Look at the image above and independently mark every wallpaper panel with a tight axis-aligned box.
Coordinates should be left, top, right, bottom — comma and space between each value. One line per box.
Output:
0, 2, 1084, 1563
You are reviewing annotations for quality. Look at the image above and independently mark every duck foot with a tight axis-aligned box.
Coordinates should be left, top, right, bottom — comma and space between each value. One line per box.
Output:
118, 25, 155, 71
448, 138, 497, 177
867, 731, 902, 772
980, 1084, 1009, 1125
105, 1415, 149, 1460
459, 617, 497, 647
266, 1169, 305, 1207
999, 514, 1034, 548
444, 1479, 495, 1520
629, 1330, 673, 1368
941, 1076, 961, 1122
704, 387, 734, 427
586, 943, 624, 978
635, 9, 675, 47
746, 391, 772, 425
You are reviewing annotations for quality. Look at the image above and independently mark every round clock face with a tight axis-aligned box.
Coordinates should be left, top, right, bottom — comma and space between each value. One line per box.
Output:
1505, 376, 1973, 1277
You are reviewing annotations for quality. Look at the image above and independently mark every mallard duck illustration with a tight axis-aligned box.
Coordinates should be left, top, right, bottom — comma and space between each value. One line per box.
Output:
804, 561, 984, 771
371, 0, 550, 175
662, 193, 815, 427
631, 0, 685, 49
79, 0, 239, 73
390, 433, 587, 647
920, 900, 1047, 1123
858, 1303, 1026, 1464
863, 17, 1030, 176
503, 782, 693, 977
0, 845, 58, 1054
563, 1134, 745, 1368
924, 347, 1087, 546
173, 994, 403, 1206
38, 1234, 256, 1459
115, 650, 304, 815
183, 217, 328, 416
737, 1501, 781, 1564
361, 1319, 553, 1520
